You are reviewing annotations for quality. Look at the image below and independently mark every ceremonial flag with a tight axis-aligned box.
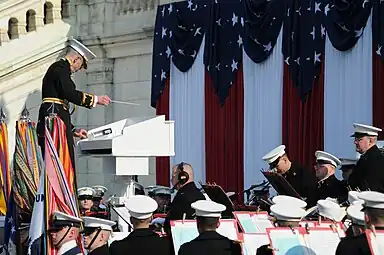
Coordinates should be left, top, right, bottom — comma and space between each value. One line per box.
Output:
27, 166, 47, 255
0, 110, 10, 214
2, 189, 17, 255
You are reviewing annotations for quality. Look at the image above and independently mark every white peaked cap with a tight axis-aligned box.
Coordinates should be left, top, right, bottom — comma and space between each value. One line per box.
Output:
317, 199, 344, 222
348, 191, 363, 205
315, 151, 341, 168
340, 158, 358, 166
272, 195, 307, 208
82, 216, 116, 232
347, 202, 365, 226
191, 200, 226, 218
270, 204, 307, 221
351, 123, 382, 137
92, 185, 108, 193
52, 211, 82, 224
78, 187, 95, 197
262, 145, 286, 164
68, 37, 97, 62
152, 186, 172, 195
358, 191, 384, 209
125, 195, 158, 219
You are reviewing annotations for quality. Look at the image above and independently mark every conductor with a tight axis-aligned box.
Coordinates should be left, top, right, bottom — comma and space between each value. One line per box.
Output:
37, 37, 110, 168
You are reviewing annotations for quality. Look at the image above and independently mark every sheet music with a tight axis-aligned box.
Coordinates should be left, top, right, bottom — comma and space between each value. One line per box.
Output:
242, 234, 270, 255
171, 220, 238, 254
367, 231, 384, 255
268, 228, 309, 255
303, 229, 342, 255
316, 222, 345, 236
235, 213, 274, 234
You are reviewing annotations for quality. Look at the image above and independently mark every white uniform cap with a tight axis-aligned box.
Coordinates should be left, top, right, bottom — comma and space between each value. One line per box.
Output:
270, 204, 307, 221
351, 123, 382, 137
191, 200, 226, 218
78, 187, 95, 197
315, 151, 341, 168
152, 187, 172, 196
272, 195, 307, 208
340, 158, 358, 166
68, 37, 97, 63
347, 202, 365, 226
51, 211, 82, 229
125, 195, 158, 219
82, 216, 116, 232
262, 145, 286, 164
358, 191, 384, 209
317, 200, 344, 221
348, 191, 363, 205
92, 185, 107, 193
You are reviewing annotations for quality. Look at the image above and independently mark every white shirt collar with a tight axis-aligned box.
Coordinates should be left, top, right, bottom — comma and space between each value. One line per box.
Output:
58, 239, 77, 255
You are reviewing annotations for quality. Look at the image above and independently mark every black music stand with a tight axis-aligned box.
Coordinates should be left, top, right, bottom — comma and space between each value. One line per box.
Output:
201, 184, 234, 219
262, 171, 302, 199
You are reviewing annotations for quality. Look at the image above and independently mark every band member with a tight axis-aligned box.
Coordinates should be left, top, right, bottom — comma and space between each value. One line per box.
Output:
348, 123, 384, 192
48, 212, 82, 255
262, 145, 318, 207
109, 195, 171, 255
82, 216, 115, 255
336, 191, 384, 254
317, 199, 344, 222
344, 202, 365, 237
148, 186, 172, 213
178, 200, 242, 255
164, 162, 206, 235
339, 158, 358, 182
257, 203, 309, 255
78, 187, 95, 216
314, 151, 348, 202
92, 185, 111, 219
37, 37, 111, 169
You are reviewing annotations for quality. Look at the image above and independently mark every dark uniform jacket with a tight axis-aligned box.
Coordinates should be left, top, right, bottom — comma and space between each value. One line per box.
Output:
335, 234, 371, 255
89, 244, 110, 255
109, 228, 171, 255
256, 244, 272, 255
317, 174, 349, 202
178, 231, 242, 255
37, 58, 96, 167
283, 163, 318, 207
164, 182, 206, 234
348, 145, 384, 192
58, 240, 82, 255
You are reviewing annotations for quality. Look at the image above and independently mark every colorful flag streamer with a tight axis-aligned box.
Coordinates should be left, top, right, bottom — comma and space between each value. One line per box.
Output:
0, 109, 10, 215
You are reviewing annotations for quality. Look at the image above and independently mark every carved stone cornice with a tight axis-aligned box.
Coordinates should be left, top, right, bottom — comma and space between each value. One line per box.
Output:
86, 58, 114, 86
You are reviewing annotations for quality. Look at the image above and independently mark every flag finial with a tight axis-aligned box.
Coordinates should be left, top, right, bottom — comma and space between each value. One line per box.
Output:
0, 108, 6, 122
20, 104, 29, 120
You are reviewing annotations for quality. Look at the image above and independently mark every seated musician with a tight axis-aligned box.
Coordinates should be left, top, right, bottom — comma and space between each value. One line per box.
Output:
48, 212, 82, 255
317, 199, 345, 222
92, 185, 111, 220
256, 203, 308, 255
336, 191, 384, 254
164, 162, 206, 235
262, 145, 318, 207
109, 195, 171, 255
314, 151, 348, 202
149, 186, 172, 214
82, 216, 115, 255
339, 158, 358, 182
178, 200, 242, 255
344, 201, 365, 237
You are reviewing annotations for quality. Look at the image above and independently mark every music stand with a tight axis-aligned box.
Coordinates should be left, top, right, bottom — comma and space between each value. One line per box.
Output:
262, 171, 302, 199
201, 184, 234, 219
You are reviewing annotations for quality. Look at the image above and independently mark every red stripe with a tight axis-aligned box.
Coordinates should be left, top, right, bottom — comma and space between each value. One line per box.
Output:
282, 62, 324, 168
372, 43, 384, 139
204, 66, 244, 200
155, 78, 171, 186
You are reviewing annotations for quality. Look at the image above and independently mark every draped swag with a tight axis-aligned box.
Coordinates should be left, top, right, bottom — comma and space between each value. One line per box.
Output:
151, 0, 383, 108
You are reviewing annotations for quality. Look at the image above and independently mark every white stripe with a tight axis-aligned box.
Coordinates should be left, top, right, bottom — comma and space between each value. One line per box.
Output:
243, 30, 284, 194
169, 39, 206, 186
324, 15, 373, 179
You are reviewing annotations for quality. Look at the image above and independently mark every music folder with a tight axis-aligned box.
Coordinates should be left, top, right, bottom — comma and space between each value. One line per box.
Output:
201, 184, 235, 219
261, 171, 302, 199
